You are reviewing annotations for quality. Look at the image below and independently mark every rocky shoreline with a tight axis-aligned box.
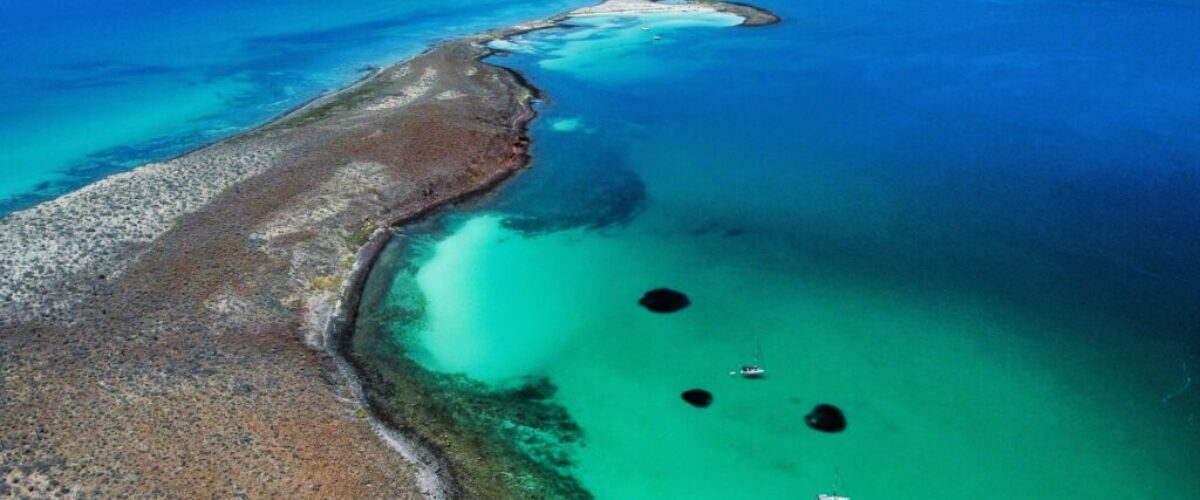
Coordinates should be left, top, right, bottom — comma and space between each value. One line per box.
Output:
0, 1, 777, 497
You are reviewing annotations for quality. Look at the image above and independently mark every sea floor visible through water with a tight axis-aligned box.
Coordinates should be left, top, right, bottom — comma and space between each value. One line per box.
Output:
0, 0, 586, 215
356, 2, 1200, 498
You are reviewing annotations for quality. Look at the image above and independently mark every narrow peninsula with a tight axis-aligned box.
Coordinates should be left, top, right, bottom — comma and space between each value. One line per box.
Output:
0, 1, 777, 497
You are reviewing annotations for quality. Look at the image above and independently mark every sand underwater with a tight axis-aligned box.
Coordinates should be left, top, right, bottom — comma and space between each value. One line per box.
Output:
353, 1, 1200, 498
0, 0, 587, 214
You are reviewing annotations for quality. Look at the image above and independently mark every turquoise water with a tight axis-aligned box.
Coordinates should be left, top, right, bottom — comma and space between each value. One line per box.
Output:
0, 0, 585, 215
364, 2, 1200, 498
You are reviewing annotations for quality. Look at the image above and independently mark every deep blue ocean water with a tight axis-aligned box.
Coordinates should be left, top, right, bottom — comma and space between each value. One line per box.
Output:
0, 0, 584, 215
4, 0, 1198, 496
357, 0, 1200, 496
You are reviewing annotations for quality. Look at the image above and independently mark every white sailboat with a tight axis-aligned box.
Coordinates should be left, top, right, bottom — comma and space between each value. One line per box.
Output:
730, 340, 766, 378
817, 468, 851, 499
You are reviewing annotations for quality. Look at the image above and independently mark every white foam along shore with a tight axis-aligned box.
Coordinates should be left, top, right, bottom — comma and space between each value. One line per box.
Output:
568, 0, 719, 17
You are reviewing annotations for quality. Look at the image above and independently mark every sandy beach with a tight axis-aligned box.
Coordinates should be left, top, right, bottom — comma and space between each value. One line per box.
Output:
0, 1, 776, 497
570, 0, 779, 24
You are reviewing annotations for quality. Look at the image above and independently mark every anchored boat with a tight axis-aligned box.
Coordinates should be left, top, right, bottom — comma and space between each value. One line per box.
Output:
817, 468, 851, 499
730, 340, 766, 378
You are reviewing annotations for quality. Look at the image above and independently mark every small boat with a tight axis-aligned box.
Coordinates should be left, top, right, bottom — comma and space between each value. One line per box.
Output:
641, 26, 651, 31
816, 468, 850, 499
730, 340, 766, 378
653, 35, 663, 41
734, 364, 766, 378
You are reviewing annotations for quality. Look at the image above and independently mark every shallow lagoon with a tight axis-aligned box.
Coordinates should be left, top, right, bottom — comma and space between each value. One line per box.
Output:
363, 2, 1199, 498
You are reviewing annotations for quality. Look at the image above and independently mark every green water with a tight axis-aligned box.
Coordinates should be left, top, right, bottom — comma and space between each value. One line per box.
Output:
401, 213, 1193, 498
360, 5, 1200, 498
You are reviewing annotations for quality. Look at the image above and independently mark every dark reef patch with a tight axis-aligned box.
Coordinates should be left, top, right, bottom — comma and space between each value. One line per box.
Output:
351, 253, 591, 499
681, 389, 713, 408
639, 288, 690, 313
805, 404, 847, 433
511, 376, 558, 401
494, 147, 646, 235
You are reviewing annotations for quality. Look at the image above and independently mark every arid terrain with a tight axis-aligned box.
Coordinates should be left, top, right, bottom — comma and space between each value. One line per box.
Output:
0, 1, 776, 497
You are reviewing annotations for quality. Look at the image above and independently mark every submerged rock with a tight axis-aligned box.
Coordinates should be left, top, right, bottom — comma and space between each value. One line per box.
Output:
498, 157, 646, 235
639, 288, 690, 313
681, 389, 713, 408
511, 376, 557, 401
805, 404, 847, 432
